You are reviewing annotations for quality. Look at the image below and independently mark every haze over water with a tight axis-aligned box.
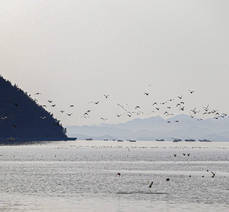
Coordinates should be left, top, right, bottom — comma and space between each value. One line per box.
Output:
0, 140, 229, 212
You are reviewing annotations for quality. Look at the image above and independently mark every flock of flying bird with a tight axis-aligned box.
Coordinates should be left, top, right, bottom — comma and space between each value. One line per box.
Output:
32, 88, 228, 124
116, 151, 217, 190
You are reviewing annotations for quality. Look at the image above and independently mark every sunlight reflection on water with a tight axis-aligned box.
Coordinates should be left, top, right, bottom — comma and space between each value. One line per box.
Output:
0, 141, 229, 212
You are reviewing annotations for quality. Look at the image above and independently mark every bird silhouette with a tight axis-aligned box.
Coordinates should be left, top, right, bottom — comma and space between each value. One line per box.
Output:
149, 181, 154, 188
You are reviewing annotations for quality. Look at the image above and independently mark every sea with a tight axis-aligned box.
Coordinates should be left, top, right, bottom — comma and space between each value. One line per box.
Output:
0, 140, 229, 212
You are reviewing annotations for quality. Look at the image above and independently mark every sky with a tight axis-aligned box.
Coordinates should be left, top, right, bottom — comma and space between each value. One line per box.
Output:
0, 0, 229, 126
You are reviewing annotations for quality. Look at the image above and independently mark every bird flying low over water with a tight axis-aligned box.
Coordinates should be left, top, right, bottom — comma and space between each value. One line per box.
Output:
149, 181, 154, 188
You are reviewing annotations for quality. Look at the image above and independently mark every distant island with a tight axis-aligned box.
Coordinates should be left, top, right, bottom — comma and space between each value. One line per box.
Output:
0, 75, 75, 144
67, 114, 229, 141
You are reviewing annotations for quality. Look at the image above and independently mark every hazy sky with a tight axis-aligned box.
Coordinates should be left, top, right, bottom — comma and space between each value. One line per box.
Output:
1, 0, 229, 126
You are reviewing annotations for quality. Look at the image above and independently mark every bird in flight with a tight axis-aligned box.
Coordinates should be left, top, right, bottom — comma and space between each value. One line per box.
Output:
149, 181, 154, 188
70, 105, 74, 107
144, 92, 149, 96
104, 94, 109, 99
189, 90, 195, 94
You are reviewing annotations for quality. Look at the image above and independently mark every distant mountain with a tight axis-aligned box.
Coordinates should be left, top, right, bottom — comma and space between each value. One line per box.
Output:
0, 75, 72, 144
67, 114, 229, 141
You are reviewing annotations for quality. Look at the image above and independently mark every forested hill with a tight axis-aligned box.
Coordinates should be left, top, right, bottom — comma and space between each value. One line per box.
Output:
0, 75, 69, 144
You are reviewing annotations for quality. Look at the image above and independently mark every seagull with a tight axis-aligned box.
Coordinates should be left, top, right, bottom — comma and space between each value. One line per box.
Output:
144, 92, 149, 96
40, 116, 47, 120
67, 113, 72, 116
117, 172, 121, 176
104, 94, 109, 99
70, 105, 74, 107
94, 101, 100, 105
51, 104, 56, 107
178, 96, 183, 100
100, 117, 108, 121
48, 100, 53, 103
60, 110, 64, 113
210, 171, 216, 178
117, 114, 121, 118
135, 106, 141, 109
149, 181, 154, 188
35, 92, 41, 95
189, 90, 195, 94
127, 113, 132, 117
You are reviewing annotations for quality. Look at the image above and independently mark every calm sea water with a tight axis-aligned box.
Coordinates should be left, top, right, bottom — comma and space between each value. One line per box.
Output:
0, 140, 229, 212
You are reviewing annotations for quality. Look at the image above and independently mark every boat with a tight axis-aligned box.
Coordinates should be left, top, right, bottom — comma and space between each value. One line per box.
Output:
173, 138, 182, 142
199, 139, 212, 142
185, 139, 196, 142
66, 137, 77, 141
85, 138, 93, 141
156, 139, 165, 141
128, 139, 136, 142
